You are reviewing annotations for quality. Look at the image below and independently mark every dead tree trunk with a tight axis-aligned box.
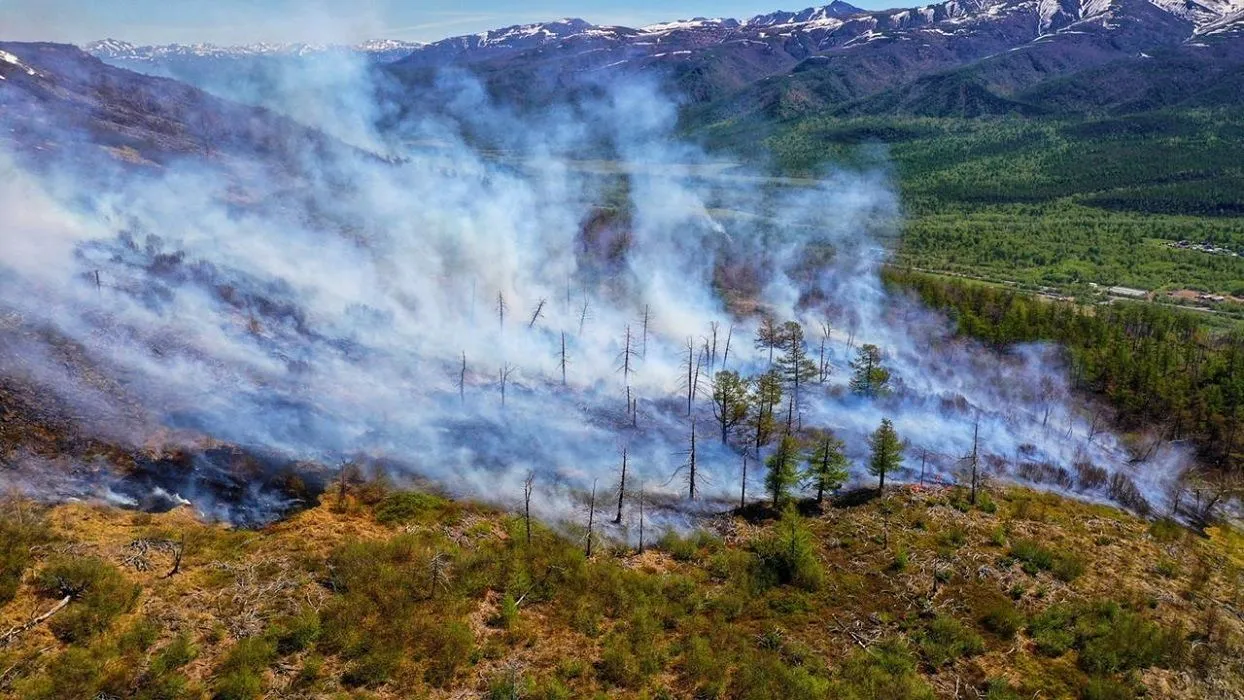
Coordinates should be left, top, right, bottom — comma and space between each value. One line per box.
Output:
637, 484, 645, 553
0, 596, 71, 648
523, 471, 534, 546
685, 338, 696, 416
499, 363, 515, 408
161, 535, 185, 579
579, 297, 591, 335
641, 305, 651, 359
687, 424, 698, 500
614, 448, 628, 524
559, 333, 568, 387
585, 479, 597, 558
740, 453, 748, 510
969, 420, 980, 505
458, 352, 467, 404
528, 298, 546, 329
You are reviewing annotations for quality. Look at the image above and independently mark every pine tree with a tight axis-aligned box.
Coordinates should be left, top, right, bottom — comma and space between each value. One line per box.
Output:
868, 418, 903, 495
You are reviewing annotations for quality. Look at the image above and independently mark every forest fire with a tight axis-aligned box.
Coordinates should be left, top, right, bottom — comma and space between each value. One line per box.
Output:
0, 68, 1197, 532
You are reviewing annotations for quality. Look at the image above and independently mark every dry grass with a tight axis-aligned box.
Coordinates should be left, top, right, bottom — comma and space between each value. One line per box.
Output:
0, 484, 1241, 699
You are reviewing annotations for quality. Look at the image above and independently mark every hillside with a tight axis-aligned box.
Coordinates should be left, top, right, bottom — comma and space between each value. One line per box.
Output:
0, 483, 1241, 699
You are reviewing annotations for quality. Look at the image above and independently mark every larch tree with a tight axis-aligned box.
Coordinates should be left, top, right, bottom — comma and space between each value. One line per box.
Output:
755, 317, 782, 366
803, 428, 849, 504
868, 418, 904, 495
765, 433, 802, 508
849, 344, 891, 397
710, 370, 752, 445
776, 321, 818, 431
748, 369, 783, 456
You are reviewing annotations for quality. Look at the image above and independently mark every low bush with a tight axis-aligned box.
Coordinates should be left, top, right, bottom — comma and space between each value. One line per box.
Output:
213, 636, 276, 699
1008, 540, 1085, 581
374, 491, 453, 526
0, 509, 51, 606
979, 598, 1025, 639
1028, 601, 1185, 673
829, 638, 935, 699
751, 507, 825, 591
917, 614, 985, 667
657, 529, 723, 563
33, 557, 139, 644
151, 633, 198, 676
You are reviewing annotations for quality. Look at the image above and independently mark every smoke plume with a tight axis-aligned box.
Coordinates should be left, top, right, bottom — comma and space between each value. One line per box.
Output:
0, 46, 1188, 530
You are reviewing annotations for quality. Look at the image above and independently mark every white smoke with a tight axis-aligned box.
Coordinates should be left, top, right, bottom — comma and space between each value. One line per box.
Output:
0, 43, 1189, 528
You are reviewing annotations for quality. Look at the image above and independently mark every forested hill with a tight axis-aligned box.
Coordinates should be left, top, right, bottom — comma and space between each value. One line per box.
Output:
885, 269, 1244, 475
691, 111, 1244, 303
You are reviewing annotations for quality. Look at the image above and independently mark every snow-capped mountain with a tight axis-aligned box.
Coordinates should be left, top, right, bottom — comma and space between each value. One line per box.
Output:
376, 0, 1244, 118
84, 38, 423, 64
75, 0, 1244, 123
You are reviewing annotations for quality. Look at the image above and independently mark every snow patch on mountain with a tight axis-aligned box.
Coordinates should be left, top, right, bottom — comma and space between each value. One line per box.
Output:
84, 39, 423, 62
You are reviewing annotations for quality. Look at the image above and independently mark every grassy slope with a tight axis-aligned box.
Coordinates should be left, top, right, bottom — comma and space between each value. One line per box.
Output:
2, 484, 1242, 699
694, 110, 1244, 298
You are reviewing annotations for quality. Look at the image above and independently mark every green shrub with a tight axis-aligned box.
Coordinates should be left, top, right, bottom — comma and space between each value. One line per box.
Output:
979, 598, 1025, 639
151, 633, 198, 676
33, 557, 139, 644
751, 507, 825, 591
598, 633, 641, 687
1082, 676, 1139, 700
0, 511, 51, 605
1008, 540, 1085, 582
978, 492, 998, 514
13, 647, 102, 699
890, 547, 910, 572
1148, 518, 1183, 543
214, 636, 276, 698
829, 638, 935, 700
272, 608, 320, 654
1028, 601, 1185, 673
1009, 540, 1053, 573
119, 617, 161, 655
657, 529, 722, 562
212, 670, 262, 700
374, 491, 452, 525
342, 649, 400, 688
424, 621, 474, 687
984, 680, 1022, 700
683, 635, 727, 694
731, 651, 831, 699
135, 671, 193, 700
1155, 559, 1180, 578
917, 614, 985, 666
496, 591, 520, 629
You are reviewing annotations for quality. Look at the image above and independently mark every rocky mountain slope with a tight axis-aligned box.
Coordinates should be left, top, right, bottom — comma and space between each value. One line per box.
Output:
0, 41, 353, 170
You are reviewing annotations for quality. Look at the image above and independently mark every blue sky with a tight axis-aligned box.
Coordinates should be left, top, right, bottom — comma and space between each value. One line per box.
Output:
0, 0, 895, 45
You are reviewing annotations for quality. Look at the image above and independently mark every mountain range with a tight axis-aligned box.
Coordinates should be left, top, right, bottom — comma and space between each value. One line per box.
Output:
80, 0, 1244, 126
84, 38, 424, 64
